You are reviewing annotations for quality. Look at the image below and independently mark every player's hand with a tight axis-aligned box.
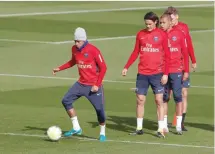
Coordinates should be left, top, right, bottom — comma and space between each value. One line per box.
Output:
52, 68, 60, 75
161, 75, 168, 85
122, 68, 128, 76
91, 85, 99, 92
192, 63, 197, 72
183, 72, 189, 81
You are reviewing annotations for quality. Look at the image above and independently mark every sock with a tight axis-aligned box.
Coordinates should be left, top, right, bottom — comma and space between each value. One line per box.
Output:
100, 125, 105, 136
164, 115, 168, 128
137, 118, 143, 130
71, 116, 81, 130
182, 113, 186, 126
158, 120, 165, 130
176, 116, 182, 131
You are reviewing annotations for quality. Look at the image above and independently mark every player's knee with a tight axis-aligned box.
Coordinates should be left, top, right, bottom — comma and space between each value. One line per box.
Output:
155, 94, 163, 104
62, 97, 73, 110
173, 94, 182, 103
163, 93, 170, 102
182, 88, 188, 98
136, 95, 145, 106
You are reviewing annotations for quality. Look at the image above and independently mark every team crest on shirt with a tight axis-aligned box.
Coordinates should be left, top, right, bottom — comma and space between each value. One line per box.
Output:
154, 36, 159, 42
172, 36, 177, 41
84, 53, 88, 58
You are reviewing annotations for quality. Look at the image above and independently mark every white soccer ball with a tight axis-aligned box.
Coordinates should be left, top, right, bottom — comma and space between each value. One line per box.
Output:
47, 126, 62, 141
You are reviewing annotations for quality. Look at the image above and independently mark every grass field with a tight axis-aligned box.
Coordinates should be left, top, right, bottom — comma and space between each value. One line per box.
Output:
0, 1, 214, 154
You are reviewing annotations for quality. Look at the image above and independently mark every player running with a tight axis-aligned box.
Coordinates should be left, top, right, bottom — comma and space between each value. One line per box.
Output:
160, 14, 189, 135
122, 12, 170, 138
52, 27, 107, 142
164, 7, 197, 131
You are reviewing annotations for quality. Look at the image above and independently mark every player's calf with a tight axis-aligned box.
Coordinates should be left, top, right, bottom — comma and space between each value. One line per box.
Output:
61, 83, 82, 137
163, 88, 171, 131
136, 94, 146, 131
175, 101, 183, 134
129, 94, 145, 135
155, 94, 166, 138
171, 74, 183, 134
87, 88, 107, 141
182, 87, 188, 131
96, 107, 106, 142
95, 107, 107, 141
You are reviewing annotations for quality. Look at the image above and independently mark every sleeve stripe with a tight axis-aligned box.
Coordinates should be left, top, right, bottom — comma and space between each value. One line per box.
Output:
98, 54, 103, 62
185, 39, 187, 47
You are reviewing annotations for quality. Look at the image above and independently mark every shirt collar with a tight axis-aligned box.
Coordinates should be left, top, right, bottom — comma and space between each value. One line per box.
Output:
77, 40, 88, 51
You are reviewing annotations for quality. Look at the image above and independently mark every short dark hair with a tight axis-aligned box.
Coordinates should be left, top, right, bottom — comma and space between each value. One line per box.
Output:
164, 6, 178, 15
144, 11, 159, 27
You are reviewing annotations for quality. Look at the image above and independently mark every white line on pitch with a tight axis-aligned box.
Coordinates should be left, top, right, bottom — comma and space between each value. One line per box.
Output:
54, 29, 214, 44
0, 132, 214, 149
0, 29, 214, 45
0, 39, 56, 44
0, 73, 213, 89
0, 4, 213, 17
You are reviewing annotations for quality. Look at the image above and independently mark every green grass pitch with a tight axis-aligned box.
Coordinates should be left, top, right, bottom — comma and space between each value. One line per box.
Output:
0, 1, 214, 154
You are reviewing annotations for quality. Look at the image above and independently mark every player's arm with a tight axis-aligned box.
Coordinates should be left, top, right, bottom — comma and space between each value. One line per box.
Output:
52, 50, 76, 75
184, 24, 196, 64
94, 49, 107, 87
160, 32, 170, 85
162, 33, 170, 75
181, 33, 189, 73
58, 53, 76, 71
53, 52, 76, 75
123, 33, 140, 70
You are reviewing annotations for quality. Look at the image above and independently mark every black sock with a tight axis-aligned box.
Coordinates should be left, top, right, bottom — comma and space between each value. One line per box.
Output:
182, 113, 186, 125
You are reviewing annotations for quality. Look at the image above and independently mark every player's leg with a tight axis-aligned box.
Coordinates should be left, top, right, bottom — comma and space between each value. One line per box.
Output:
163, 80, 171, 132
171, 73, 183, 135
85, 85, 106, 141
150, 73, 165, 138
62, 82, 82, 137
130, 73, 149, 135
157, 89, 172, 127
166, 89, 173, 128
181, 76, 190, 131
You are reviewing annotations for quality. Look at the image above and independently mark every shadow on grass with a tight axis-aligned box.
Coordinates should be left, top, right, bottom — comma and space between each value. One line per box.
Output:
23, 126, 97, 142
88, 115, 159, 137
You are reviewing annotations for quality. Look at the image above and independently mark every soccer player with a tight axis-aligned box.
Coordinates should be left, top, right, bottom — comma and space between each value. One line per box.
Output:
52, 27, 107, 142
122, 12, 170, 138
160, 14, 189, 134
164, 7, 197, 131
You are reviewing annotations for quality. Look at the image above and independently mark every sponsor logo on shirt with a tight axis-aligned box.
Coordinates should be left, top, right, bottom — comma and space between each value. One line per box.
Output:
77, 61, 92, 69
170, 48, 179, 52
77, 64, 92, 69
141, 43, 159, 52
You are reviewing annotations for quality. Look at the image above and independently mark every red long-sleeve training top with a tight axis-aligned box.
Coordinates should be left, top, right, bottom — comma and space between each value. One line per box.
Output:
58, 43, 107, 86
166, 27, 189, 73
124, 28, 170, 75
175, 22, 196, 64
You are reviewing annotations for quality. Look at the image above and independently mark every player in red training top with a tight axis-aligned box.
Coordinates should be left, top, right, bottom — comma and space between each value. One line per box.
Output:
160, 14, 189, 135
52, 27, 107, 142
122, 12, 170, 138
164, 7, 197, 131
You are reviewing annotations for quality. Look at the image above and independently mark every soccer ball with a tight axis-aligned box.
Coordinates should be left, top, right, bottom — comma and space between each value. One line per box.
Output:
47, 126, 62, 141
